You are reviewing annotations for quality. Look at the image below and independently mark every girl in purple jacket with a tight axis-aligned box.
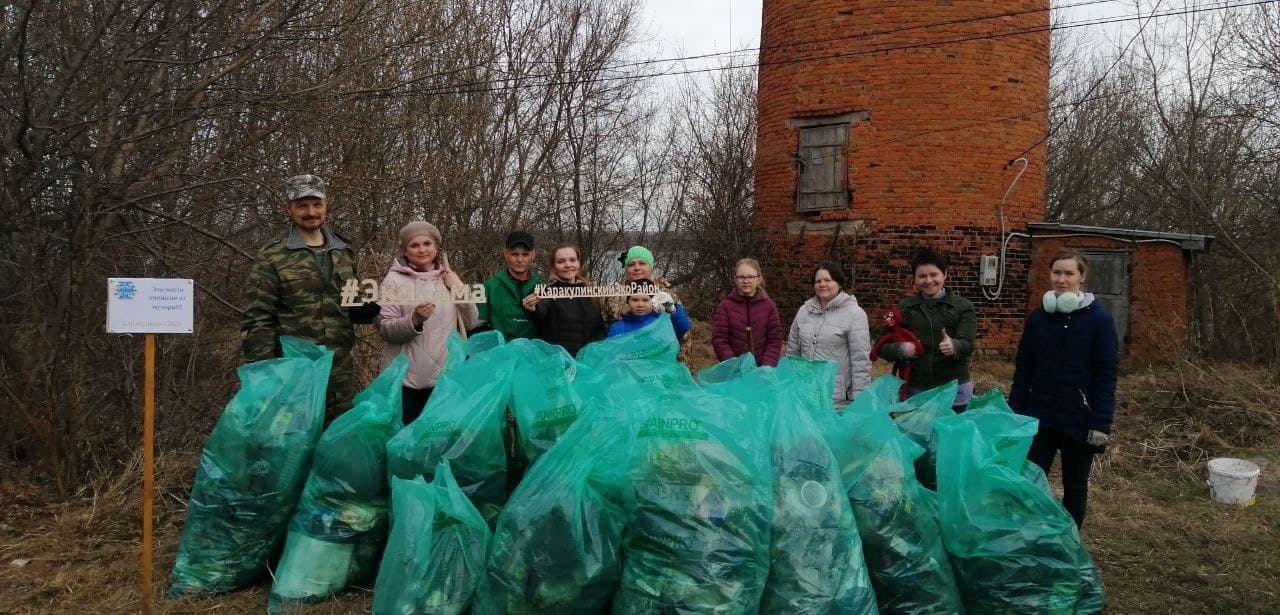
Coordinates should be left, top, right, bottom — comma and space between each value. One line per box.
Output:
711, 258, 784, 367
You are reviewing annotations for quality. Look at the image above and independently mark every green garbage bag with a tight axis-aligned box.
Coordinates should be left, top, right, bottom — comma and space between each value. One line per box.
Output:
821, 407, 964, 614
847, 373, 903, 415
613, 358, 696, 391
373, 461, 492, 614
507, 339, 583, 465
775, 355, 838, 416
467, 330, 506, 357
441, 331, 468, 375
935, 397, 1104, 614
750, 375, 878, 614
268, 354, 409, 611
887, 380, 958, 490
613, 387, 773, 614
168, 337, 333, 597
577, 313, 679, 367
697, 352, 757, 384
571, 357, 696, 406
386, 346, 515, 523
473, 387, 638, 615
964, 388, 1009, 414
965, 390, 1086, 527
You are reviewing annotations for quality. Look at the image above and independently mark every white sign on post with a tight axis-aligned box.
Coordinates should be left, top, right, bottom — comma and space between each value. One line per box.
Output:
106, 278, 195, 334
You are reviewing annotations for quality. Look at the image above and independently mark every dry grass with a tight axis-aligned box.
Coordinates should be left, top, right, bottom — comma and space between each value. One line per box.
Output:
1070, 359, 1280, 614
0, 452, 371, 614
2, 351, 1278, 613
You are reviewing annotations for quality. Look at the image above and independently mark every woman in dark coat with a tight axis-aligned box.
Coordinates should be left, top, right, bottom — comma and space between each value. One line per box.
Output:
524, 243, 605, 357
1010, 249, 1119, 527
711, 258, 784, 367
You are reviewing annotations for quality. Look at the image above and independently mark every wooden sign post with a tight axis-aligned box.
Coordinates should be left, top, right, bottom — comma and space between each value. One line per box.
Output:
107, 278, 195, 615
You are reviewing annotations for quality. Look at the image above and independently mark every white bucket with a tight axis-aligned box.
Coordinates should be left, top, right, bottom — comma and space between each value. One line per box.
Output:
1207, 458, 1261, 506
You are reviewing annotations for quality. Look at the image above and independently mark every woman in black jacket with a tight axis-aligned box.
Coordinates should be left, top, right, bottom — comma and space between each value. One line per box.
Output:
524, 243, 605, 357
1010, 249, 1119, 527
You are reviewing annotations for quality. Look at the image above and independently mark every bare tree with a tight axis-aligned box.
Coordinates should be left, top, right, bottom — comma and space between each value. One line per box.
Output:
1047, 1, 1280, 365
665, 63, 760, 316
0, 0, 652, 490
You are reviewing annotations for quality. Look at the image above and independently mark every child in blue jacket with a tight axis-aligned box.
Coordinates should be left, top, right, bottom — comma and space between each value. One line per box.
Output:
607, 279, 692, 339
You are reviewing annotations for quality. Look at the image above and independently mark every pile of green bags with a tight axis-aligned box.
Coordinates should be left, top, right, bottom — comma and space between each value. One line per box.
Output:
753, 371, 878, 614
372, 461, 492, 614
169, 338, 333, 597
936, 390, 1105, 614
171, 333, 1107, 615
474, 387, 637, 614
613, 385, 773, 613
821, 401, 965, 613
386, 345, 516, 523
699, 362, 876, 613
267, 354, 409, 611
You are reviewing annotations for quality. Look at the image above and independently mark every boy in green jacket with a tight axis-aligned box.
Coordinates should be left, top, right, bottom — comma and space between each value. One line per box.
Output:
478, 231, 543, 339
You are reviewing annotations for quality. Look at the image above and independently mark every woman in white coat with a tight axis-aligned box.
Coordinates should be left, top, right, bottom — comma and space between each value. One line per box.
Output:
786, 261, 872, 409
379, 221, 478, 424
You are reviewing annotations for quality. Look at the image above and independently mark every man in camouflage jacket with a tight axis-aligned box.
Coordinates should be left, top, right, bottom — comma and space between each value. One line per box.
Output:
241, 174, 378, 421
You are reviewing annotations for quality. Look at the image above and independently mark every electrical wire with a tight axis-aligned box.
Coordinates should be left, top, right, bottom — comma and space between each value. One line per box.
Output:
334, 0, 1277, 100
1009, 0, 1165, 163
983, 157, 1029, 300
984, 0, 1165, 300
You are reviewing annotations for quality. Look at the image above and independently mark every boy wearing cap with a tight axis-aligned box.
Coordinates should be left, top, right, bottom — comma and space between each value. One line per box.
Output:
241, 174, 379, 422
477, 231, 543, 339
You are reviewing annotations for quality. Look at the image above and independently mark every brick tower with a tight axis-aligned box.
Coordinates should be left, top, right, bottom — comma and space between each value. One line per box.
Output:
754, 0, 1050, 352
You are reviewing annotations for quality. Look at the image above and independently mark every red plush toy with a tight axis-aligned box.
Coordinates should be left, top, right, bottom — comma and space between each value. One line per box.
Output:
869, 307, 924, 401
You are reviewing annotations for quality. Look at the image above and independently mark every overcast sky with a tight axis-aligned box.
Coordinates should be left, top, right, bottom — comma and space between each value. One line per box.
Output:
638, 0, 1141, 82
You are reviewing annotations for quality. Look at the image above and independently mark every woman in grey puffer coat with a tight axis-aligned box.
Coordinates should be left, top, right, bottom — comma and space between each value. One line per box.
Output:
786, 261, 872, 408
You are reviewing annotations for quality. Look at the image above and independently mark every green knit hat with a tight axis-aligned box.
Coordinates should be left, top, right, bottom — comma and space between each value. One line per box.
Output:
621, 245, 655, 268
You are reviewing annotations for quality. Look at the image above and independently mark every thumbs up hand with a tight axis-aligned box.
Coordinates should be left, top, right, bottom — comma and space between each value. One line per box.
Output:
938, 328, 956, 357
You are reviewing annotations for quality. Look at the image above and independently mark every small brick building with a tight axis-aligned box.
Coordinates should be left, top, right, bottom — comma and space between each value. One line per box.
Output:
751, 0, 1211, 361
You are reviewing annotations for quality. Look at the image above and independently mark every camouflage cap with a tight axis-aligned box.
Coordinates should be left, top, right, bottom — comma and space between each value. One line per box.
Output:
284, 174, 327, 201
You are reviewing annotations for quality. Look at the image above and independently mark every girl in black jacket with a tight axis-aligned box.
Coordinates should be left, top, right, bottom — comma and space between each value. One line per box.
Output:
1010, 249, 1119, 527
525, 244, 606, 357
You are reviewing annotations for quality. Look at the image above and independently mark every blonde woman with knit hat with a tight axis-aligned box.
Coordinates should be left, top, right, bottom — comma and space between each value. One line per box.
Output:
606, 245, 690, 361
378, 221, 478, 424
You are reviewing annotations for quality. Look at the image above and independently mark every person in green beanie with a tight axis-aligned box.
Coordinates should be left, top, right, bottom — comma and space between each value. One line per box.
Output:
606, 245, 690, 361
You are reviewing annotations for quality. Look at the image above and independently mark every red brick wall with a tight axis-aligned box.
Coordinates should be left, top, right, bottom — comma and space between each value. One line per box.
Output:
763, 226, 1032, 353
1030, 237, 1190, 365
754, 0, 1051, 353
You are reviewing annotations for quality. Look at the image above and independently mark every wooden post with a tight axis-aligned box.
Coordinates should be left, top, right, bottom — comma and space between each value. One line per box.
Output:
142, 333, 155, 615
440, 251, 469, 340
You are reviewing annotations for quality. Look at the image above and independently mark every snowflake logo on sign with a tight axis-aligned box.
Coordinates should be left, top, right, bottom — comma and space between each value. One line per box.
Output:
115, 280, 138, 300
